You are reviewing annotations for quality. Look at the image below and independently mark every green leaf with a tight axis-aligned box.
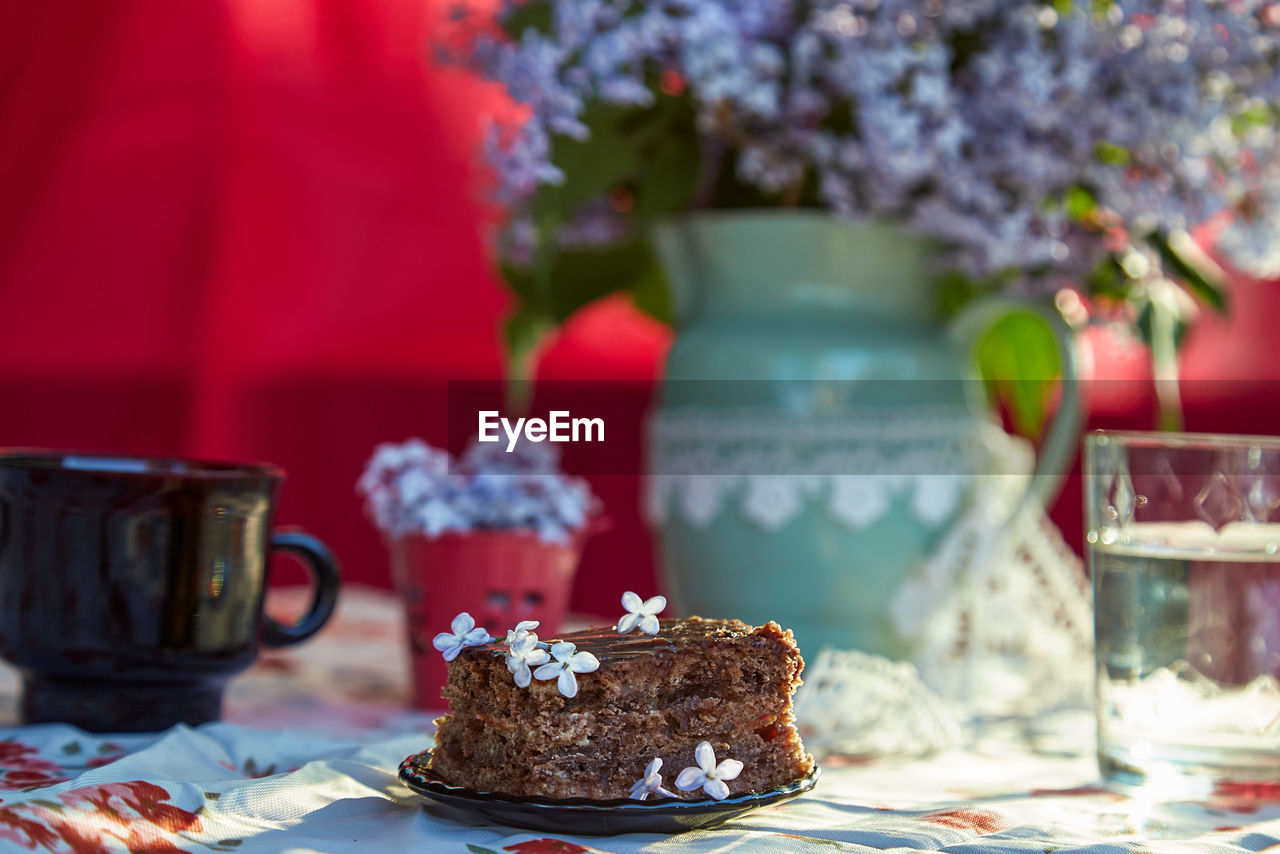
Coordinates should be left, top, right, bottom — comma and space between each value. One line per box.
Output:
631, 129, 700, 219
545, 239, 660, 321
524, 102, 664, 307
975, 310, 1063, 440
1150, 230, 1227, 314
503, 307, 555, 387
466, 846, 501, 854
936, 270, 995, 318
630, 95, 700, 220
1063, 185, 1098, 221
498, 91, 697, 372
1084, 256, 1132, 301
499, 260, 538, 305
532, 103, 652, 233
500, 1, 553, 39
1094, 141, 1131, 166
628, 251, 674, 325
1231, 100, 1277, 135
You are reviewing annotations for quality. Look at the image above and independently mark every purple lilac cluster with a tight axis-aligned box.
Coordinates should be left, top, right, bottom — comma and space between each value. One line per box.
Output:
357, 438, 596, 543
461, 0, 1280, 283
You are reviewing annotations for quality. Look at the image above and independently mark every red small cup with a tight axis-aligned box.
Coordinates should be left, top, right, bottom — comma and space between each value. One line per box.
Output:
388, 529, 587, 710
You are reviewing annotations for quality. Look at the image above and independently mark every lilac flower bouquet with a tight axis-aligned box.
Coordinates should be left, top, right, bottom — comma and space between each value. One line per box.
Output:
448, 0, 1280, 366
357, 438, 597, 543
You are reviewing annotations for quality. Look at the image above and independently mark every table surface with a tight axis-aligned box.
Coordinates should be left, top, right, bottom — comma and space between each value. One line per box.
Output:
0, 587, 1276, 854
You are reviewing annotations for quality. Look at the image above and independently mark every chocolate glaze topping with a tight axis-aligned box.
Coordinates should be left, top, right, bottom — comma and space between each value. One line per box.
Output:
481, 617, 758, 663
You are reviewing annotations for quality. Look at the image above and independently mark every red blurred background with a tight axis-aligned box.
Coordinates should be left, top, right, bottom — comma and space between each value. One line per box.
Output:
2, 1, 1277, 620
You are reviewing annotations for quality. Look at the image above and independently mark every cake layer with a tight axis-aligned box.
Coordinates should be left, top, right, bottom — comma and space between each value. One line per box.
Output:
430, 617, 814, 799
432, 721, 806, 799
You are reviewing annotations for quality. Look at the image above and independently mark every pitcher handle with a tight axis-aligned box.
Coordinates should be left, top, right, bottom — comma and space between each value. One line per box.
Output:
947, 295, 1083, 517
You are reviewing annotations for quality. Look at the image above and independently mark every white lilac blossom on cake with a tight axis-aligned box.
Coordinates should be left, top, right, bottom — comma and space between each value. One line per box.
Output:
505, 627, 551, 689
441, 614, 607, 697
505, 590, 668, 692
445, 591, 670, 695
676, 742, 744, 801
432, 612, 492, 661
357, 437, 596, 544
628, 758, 677, 801
532, 641, 600, 699
505, 619, 540, 643
617, 591, 666, 636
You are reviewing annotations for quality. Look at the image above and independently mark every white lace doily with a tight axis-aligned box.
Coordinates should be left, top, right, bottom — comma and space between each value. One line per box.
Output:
646, 406, 1093, 757
892, 504, 1094, 720
792, 442, 1092, 757
792, 500, 1092, 757
793, 649, 964, 759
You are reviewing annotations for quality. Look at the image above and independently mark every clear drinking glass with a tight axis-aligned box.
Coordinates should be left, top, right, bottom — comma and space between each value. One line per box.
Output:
1086, 430, 1280, 797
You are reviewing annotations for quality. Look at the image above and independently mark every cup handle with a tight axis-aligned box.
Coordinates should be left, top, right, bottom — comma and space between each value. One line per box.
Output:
263, 530, 341, 647
947, 295, 1084, 517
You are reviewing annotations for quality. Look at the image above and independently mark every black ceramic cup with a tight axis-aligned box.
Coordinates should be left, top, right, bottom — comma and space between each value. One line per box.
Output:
0, 450, 341, 732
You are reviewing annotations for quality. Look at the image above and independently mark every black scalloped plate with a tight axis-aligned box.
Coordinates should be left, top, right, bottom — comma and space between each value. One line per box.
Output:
399, 749, 820, 836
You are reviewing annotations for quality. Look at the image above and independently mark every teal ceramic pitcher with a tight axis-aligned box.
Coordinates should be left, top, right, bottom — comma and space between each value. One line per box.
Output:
647, 211, 1081, 659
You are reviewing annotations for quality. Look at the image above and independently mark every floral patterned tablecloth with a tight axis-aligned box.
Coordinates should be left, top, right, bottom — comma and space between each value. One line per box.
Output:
0, 586, 1277, 854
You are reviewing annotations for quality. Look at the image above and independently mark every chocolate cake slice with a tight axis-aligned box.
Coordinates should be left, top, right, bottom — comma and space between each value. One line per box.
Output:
429, 616, 814, 800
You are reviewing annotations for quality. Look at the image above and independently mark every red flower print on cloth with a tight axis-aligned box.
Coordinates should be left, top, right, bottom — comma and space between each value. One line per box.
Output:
0, 805, 63, 849
0, 780, 206, 854
42, 818, 108, 854
1209, 780, 1280, 812
503, 840, 604, 854
112, 825, 195, 854
84, 743, 127, 771
0, 739, 71, 790
920, 808, 1010, 834
61, 781, 203, 834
